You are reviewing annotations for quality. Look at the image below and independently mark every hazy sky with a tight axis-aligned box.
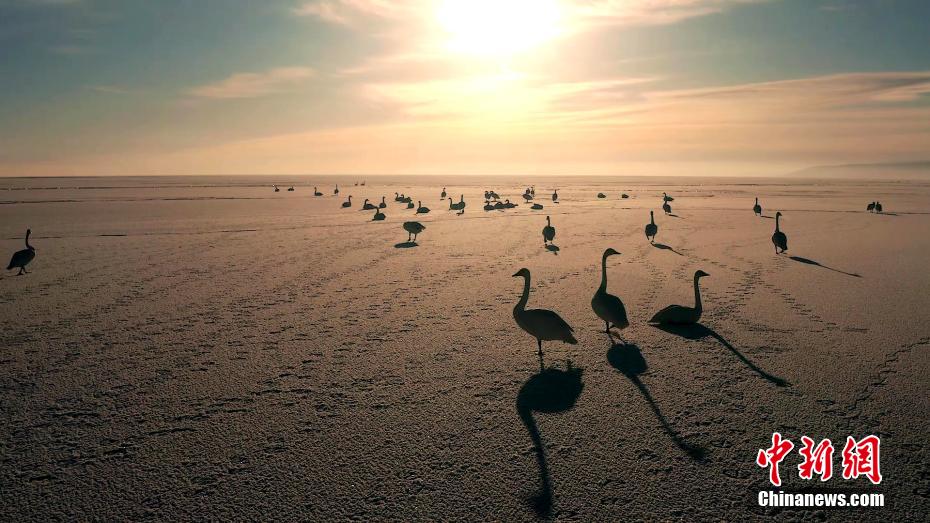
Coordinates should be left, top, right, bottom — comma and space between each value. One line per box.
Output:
1, 0, 928, 176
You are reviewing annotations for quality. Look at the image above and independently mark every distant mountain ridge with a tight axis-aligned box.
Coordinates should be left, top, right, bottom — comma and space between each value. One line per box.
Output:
788, 161, 930, 180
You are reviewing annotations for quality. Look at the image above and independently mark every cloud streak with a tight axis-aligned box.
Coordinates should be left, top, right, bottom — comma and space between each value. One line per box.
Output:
187, 67, 315, 100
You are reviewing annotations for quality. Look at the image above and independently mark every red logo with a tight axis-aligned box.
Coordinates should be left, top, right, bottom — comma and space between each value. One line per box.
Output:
841, 435, 882, 485
757, 432, 794, 486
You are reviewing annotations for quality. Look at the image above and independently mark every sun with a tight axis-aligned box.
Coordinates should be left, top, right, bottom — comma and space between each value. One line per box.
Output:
435, 0, 563, 58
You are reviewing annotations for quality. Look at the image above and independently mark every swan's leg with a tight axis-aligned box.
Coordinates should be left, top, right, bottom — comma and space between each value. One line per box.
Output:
17, 267, 24, 275
605, 321, 610, 333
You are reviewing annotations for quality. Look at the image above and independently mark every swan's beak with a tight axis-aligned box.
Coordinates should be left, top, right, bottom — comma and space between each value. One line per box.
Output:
512, 271, 520, 277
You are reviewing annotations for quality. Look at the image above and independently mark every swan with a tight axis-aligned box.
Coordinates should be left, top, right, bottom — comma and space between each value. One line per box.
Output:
416, 201, 430, 214
334, 184, 339, 195
403, 221, 425, 242
663, 192, 674, 202
314, 187, 323, 196
274, 185, 280, 192
523, 193, 533, 202
645, 211, 658, 243
530, 186, 535, 196
531, 203, 543, 210
341, 195, 352, 208
395, 192, 403, 202
489, 191, 500, 201
753, 197, 762, 216
7, 229, 35, 275
287, 186, 295, 192
373, 207, 385, 221
362, 198, 376, 210
441, 187, 447, 199
484, 200, 494, 211
379, 197, 387, 209
597, 193, 606, 199
552, 189, 558, 203
542, 216, 555, 245
875, 202, 883, 213
662, 201, 672, 215
772, 211, 787, 253
512, 268, 577, 365
591, 248, 629, 334
621, 193, 629, 199
504, 199, 517, 209
648, 270, 709, 325
407, 201, 415, 209
493, 201, 505, 210
866, 202, 875, 212
448, 195, 465, 212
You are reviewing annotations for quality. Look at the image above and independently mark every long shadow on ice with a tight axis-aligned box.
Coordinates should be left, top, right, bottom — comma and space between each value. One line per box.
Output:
516, 362, 583, 519
789, 256, 861, 278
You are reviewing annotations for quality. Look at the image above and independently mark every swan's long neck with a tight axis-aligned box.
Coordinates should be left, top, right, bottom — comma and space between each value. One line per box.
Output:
515, 275, 530, 312
546, 217, 551, 226
775, 214, 780, 232
650, 212, 655, 225
693, 274, 703, 313
599, 254, 610, 292
25, 230, 32, 250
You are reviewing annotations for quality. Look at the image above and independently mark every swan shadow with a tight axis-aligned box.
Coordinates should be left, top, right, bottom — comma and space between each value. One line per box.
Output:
394, 241, 418, 249
667, 214, 681, 218
760, 215, 774, 219
653, 323, 790, 387
516, 362, 584, 519
651, 243, 683, 256
788, 256, 861, 278
545, 244, 560, 255
607, 343, 707, 461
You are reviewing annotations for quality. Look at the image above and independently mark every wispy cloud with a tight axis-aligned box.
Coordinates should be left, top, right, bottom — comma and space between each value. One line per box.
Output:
187, 67, 315, 100
87, 84, 130, 95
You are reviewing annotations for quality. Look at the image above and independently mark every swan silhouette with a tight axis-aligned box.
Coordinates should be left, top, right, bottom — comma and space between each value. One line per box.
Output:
484, 200, 494, 211
7, 229, 35, 275
287, 186, 294, 192
753, 197, 762, 216
314, 187, 323, 196
504, 199, 517, 208
407, 201, 415, 209
552, 189, 558, 203
875, 202, 883, 213
523, 192, 534, 202
531, 203, 543, 210
645, 211, 658, 243
489, 191, 500, 201
591, 248, 629, 334
334, 184, 339, 195
597, 193, 606, 199
542, 216, 555, 245
440, 187, 447, 199
866, 202, 875, 212
274, 185, 280, 192
395, 192, 403, 202
362, 198, 376, 210
379, 196, 387, 209
621, 193, 629, 199
416, 201, 430, 214
373, 207, 385, 221
662, 201, 672, 215
403, 221, 425, 242
772, 212, 788, 254
649, 270, 709, 325
512, 268, 577, 366
341, 195, 352, 208
663, 192, 674, 202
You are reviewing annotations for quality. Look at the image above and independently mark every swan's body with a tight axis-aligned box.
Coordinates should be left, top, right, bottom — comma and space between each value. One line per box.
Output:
875, 202, 883, 213
591, 248, 629, 334
649, 270, 709, 325
493, 201, 505, 209
542, 216, 555, 245
621, 193, 629, 199
379, 197, 387, 209
403, 221, 425, 241
523, 192, 533, 201
484, 200, 494, 211
7, 229, 35, 275
772, 211, 788, 253
597, 193, 606, 199
341, 195, 352, 208
373, 208, 385, 221
531, 203, 543, 210
395, 192, 403, 202
753, 197, 762, 216
440, 187, 447, 199
645, 211, 658, 242
489, 191, 500, 201
362, 198, 376, 210
512, 268, 577, 365
504, 199, 516, 208
274, 185, 279, 192
334, 185, 339, 195
416, 201, 430, 214
662, 201, 672, 215
407, 201, 415, 209
287, 186, 294, 192
866, 202, 875, 212
314, 187, 323, 196
552, 189, 558, 202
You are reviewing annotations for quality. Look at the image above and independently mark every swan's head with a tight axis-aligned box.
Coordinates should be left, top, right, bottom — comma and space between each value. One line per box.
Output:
695, 270, 710, 278
776, 211, 782, 217
512, 268, 530, 278
604, 247, 620, 257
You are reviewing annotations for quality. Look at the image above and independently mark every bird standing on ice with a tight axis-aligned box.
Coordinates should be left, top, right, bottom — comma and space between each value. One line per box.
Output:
402, 221, 425, 242
341, 195, 352, 208
662, 201, 672, 215
591, 248, 629, 335
772, 212, 788, 254
753, 197, 762, 216
7, 229, 35, 275
542, 216, 555, 246
645, 211, 658, 243
512, 268, 577, 369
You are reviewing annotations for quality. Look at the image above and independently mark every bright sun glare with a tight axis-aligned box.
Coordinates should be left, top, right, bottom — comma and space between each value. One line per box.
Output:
436, 0, 562, 57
